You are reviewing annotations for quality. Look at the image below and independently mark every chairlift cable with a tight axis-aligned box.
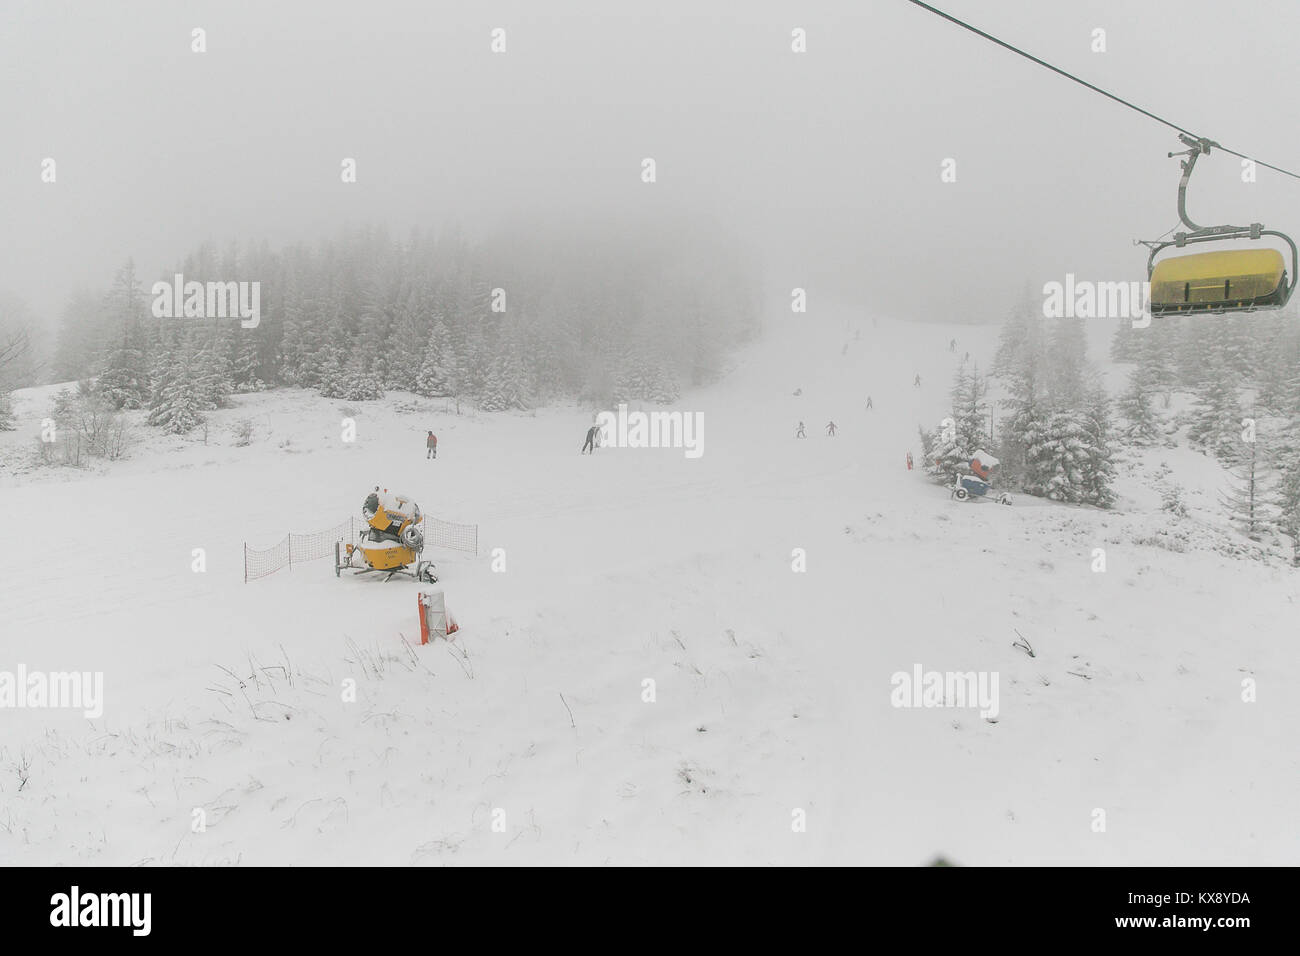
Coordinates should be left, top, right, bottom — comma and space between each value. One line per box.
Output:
902, 0, 1300, 181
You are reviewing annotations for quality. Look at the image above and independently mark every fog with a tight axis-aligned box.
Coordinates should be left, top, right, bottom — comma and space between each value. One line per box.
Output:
4, 0, 1300, 330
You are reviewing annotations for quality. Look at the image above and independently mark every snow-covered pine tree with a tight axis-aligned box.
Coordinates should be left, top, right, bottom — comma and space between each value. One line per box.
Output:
992, 286, 1042, 380
1109, 314, 1141, 363
196, 346, 234, 410
1078, 384, 1117, 507
230, 329, 264, 391
492, 348, 530, 411
97, 260, 151, 410
615, 349, 654, 404
147, 346, 205, 434
314, 347, 345, 397
1274, 451, 1300, 565
1034, 410, 1091, 503
645, 361, 681, 404
991, 294, 1049, 488
950, 361, 991, 454
1220, 436, 1271, 541
1187, 359, 1243, 462
1174, 315, 1215, 389
1256, 320, 1300, 416
1133, 321, 1177, 408
385, 304, 423, 392
98, 340, 151, 410
1117, 364, 1163, 446
922, 419, 967, 483
1212, 315, 1255, 380
415, 322, 452, 397
924, 363, 991, 484
1046, 314, 1088, 410
322, 356, 383, 401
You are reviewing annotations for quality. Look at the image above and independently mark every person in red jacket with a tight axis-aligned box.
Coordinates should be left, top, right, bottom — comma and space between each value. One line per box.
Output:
906, 452, 913, 471
427, 431, 437, 459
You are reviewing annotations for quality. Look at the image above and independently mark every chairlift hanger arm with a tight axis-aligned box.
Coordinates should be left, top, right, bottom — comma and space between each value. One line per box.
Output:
1169, 135, 1258, 238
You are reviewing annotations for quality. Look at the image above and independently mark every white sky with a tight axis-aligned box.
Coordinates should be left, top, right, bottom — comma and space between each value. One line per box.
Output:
4, 0, 1300, 325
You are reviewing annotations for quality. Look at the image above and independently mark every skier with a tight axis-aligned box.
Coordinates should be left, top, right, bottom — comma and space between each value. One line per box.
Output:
796, 421, 806, 439
914, 373, 922, 388
906, 452, 913, 471
826, 421, 837, 437
950, 338, 956, 352
426, 431, 437, 459
964, 351, 970, 363
865, 395, 873, 410
581, 424, 599, 454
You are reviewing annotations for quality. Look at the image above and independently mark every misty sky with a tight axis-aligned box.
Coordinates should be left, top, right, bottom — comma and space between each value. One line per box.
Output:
5, 0, 1300, 328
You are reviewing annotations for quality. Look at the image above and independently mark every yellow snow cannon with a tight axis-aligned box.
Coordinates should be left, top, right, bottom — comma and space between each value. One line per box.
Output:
335, 489, 438, 582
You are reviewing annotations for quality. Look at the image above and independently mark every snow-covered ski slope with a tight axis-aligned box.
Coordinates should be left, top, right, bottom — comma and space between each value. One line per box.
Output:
1, 311, 1296, 866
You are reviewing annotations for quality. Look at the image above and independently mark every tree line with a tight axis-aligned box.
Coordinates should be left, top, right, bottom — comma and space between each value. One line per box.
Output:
42, 223, 761, 436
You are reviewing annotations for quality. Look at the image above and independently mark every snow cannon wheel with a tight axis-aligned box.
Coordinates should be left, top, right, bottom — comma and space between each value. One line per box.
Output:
953, 487, 969, 501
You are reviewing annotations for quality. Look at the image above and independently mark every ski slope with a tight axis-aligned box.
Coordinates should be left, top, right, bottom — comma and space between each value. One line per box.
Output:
0, 311, 1296, 866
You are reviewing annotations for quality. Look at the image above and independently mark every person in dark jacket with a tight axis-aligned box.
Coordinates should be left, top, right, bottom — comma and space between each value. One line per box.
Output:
427, 431, 437, 459
582, 425, 599, 454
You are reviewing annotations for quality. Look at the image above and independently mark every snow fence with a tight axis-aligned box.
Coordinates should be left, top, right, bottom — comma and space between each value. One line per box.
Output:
243, 515, 478, 582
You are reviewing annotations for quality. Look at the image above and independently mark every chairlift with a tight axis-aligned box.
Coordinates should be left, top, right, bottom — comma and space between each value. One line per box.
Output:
1140, 135, 1297, 316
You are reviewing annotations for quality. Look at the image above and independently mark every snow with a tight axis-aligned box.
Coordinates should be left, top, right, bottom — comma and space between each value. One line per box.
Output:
0, 312, 1296, 865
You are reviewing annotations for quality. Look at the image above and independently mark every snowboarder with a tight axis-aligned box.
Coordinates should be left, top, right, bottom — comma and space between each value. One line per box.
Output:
865, 395, 873, 410
581, 424, 599, 454
796, 421, 806, 439
906, 452, 913, 471
426, 431, 437, 459
914, 373, 922, 388
826, 421, 837, 437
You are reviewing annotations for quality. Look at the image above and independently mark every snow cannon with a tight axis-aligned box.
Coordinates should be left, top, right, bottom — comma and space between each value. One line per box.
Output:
952, 451, 1011, 505
335, 488, 438, 582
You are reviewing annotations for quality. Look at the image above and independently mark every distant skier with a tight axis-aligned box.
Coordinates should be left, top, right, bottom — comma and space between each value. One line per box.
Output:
796, 421, 806, 439
964, 351, 970, 363
906, 452, 914, 471
950, 338, 956, 352
426, 431, 437, 459
865, 395, 873, 410
826, 421, 837, 437
914, 374, 922, 388
581, 424, 599, 454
